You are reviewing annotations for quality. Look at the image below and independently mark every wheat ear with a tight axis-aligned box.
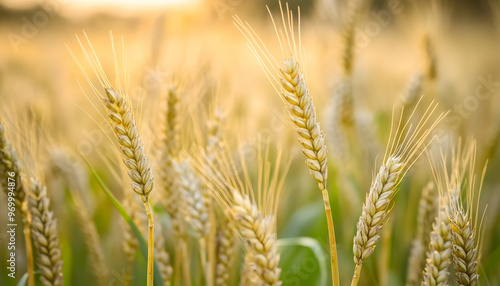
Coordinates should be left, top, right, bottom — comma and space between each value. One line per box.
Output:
205, 107, 227, 286
449, 205, 479, 286
232, 191, 281, 285
0, 123, 35, 286
29, 179, 64, 286
401, 73, 424, 110
336, 0, 365, 126
178, 159, 211, 237
192, 138, 289, 286
429, 139, 482, 286
234, 5, 339, 283
215, 217, 238, 286
71, 35, 156, 286
406, 181, 437, 286
421, 200, 452, 286
0, 123, 26, 209
342, 0, 365, 75
157, 89, 185, 237
105, 87, 156, 285
351, 102, 445, 286
155, 88, 192, 285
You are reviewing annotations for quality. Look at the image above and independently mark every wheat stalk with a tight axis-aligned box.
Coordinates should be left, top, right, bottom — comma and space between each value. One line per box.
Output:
234, 5, 340, 283
29, 178, 64, 286
0, 122, 35, 286
71, 34, 156, 286
351, 102, 445, 286
406, 181, 437, 286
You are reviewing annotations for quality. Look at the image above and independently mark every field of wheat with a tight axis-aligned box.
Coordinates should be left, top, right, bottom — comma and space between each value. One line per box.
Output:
1, 0, 500, 285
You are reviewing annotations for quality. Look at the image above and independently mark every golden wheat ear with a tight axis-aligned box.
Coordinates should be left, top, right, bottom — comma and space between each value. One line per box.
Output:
29, 178, 64, 286
70, 32, 156, 286
0, 117, 36, 286
351, 101, 445, 286
421, 196, 453, 286
433, 139, 484, 286
190, 138, 289, 286
233, 3, 342, 283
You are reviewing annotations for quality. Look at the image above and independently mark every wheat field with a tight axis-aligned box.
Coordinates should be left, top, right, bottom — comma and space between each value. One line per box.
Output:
0, 0, 500, 285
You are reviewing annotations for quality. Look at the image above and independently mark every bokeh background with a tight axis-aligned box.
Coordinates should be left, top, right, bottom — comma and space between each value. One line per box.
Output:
1, 0, 500, 285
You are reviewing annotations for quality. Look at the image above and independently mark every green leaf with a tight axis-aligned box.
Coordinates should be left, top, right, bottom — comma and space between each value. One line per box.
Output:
16, 273, 27, 286
84, 160, 165, 286
277, 237, 328, 286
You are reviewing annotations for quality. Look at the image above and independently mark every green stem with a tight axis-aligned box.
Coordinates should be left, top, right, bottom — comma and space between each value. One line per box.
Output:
319, 184, 339, 286
144, 201, 154, 286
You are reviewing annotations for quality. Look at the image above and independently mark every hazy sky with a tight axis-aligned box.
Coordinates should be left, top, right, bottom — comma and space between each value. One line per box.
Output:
3, 0, 199, 10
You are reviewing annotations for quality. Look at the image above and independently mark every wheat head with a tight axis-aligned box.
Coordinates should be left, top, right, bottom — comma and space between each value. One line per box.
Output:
401, 73, 424, 109
178, 159, 211, 237
192, 138, 289, 286
215, 217, 238, 286
233, 191, 281, 286
351, 101, 445, 285
342, 0, 365, 75
29, 178, 64, 286
428, 139, 482, 286
422, 200, 452, 286
156, 88, 186, 238
0, 123, 27, 212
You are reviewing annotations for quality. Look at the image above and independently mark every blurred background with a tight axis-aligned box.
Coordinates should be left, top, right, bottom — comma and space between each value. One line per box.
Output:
1, 0, 500, 285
